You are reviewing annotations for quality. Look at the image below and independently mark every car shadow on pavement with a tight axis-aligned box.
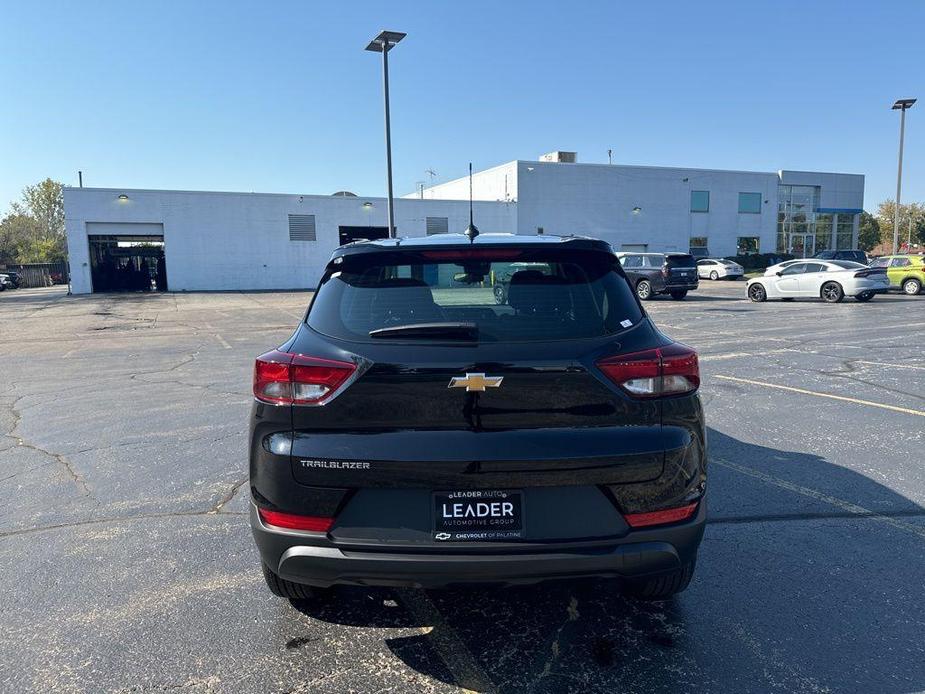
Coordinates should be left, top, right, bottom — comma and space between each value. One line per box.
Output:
291, 429, 925, 694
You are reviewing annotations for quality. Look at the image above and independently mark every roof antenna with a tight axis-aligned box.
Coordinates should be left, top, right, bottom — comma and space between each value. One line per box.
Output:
464, 162, 479, 242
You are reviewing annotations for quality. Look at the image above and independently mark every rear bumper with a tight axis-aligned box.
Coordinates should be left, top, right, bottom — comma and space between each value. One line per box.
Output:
251, 500, 706, 588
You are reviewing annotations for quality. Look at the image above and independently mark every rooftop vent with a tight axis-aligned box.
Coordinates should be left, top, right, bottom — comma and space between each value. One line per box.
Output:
539, 151, 577, 163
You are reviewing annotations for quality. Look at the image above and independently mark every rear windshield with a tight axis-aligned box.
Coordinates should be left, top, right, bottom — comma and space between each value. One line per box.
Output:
308, 248, 643, 342
665, 254, 696, 268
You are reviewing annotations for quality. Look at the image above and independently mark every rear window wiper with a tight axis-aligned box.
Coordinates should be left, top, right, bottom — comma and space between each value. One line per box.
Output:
369, 322, 479, 340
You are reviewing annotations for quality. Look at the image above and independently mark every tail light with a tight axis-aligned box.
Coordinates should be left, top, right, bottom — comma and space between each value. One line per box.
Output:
624, 502, 698, 528
253, 350, 356, 405
596, 343, 699, 398
258, 508, 334, 532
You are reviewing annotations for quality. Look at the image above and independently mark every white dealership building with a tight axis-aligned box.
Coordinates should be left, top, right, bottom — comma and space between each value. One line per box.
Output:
64, 152, 863, 294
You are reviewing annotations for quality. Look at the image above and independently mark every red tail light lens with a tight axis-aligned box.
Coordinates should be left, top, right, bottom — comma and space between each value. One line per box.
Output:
596, 343, 699, 398
624, 502, 699, 528
258, 508, 334, 532
253, 350, 356, 405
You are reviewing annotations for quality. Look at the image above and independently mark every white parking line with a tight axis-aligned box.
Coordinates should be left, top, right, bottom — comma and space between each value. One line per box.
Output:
714, 458, 925, 541
713, 375, 925, 418
396, 589, 495, 693
856, 360, 925, 371
213, 333, 232, 350
700, 348, 796, 362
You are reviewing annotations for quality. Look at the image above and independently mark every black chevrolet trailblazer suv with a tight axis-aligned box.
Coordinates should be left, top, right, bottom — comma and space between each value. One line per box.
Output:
250, 233, 707, 600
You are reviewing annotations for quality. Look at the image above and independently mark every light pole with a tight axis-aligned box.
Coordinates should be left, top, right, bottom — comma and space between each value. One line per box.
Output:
891, 98, 916, 254
366, 30, 406, 239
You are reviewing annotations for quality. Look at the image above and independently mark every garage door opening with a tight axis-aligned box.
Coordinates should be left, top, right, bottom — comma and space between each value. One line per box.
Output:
338, 226, 392, 246
89, 235, 167, 293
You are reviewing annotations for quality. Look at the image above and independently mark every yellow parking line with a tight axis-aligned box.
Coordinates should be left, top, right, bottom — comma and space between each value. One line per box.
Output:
714, 458, 925, 541
713, 375, 925, 417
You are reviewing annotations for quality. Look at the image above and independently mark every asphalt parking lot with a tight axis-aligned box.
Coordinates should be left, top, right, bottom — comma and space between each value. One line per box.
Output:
1, 281, 924, 693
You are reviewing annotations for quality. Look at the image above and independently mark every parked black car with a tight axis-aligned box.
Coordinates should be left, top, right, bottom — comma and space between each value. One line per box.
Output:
617, 252, 699, 300
250, 234, 706, 600
812, 250, 868, 264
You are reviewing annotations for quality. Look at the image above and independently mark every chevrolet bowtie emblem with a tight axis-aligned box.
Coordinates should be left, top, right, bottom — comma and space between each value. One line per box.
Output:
448, 373, 504, 392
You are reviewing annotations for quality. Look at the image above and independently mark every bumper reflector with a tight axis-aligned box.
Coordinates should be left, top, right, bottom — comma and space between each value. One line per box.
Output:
258, 508, 334, 532
624, 502, 698, 528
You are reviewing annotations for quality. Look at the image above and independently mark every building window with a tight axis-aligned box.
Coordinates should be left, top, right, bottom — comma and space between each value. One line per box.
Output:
537, 227, 544, 235
814, 214, 833, 252
737, 236, 760, 254
689, 236, 708, 255
425, 216, 448, 235
690, 191, 710, 213
777, 185, 821, 253
836, 213, 855, 249
288, 214, 316, 241
738, 192, 762, 214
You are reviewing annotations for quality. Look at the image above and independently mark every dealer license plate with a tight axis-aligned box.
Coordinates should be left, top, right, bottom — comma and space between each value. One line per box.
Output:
433, 490, 524, 542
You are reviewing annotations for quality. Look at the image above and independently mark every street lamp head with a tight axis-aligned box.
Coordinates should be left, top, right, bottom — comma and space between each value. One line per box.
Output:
892, 98, 917, 110
365, 30, 406, 52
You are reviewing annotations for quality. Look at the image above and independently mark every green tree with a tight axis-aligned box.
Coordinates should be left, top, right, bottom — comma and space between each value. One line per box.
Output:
857, 211, 881, 251
876, 200, 925, 249
0, 178, 66, 263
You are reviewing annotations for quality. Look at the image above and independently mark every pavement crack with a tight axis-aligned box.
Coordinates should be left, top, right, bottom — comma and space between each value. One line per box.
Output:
4, 396, 95, 499
209, 476, 249, 514
529, 596, 580, 691
0, 508, 247, 540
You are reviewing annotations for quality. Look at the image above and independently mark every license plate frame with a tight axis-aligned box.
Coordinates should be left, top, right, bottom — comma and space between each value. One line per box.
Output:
432, 490, 525, 542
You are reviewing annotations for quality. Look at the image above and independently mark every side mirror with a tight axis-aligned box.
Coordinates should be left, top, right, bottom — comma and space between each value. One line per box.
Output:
775, 271, 783, 276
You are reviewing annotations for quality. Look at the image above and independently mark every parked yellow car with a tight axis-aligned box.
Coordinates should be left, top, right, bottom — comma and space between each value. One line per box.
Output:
869, 255, 925, 295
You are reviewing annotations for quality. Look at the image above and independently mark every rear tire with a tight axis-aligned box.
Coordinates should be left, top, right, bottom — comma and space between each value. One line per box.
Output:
624, 560, 696, 600
709, 271, 719, 281
636, 280, 652, 301
821, 281, 844, 303
669, 290, 688, 300
855, 291, 874, 302
262, 562, 319, 600
902, 278, 922, 295
748, 283, 767, 302
493, 285, 507, 305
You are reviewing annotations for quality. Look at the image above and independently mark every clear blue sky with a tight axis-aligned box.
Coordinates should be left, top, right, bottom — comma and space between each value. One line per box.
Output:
2, 1, 923, 214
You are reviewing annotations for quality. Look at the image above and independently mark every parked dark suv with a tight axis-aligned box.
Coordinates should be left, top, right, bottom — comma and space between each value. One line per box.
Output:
617, 252, 699, 300
250, 234, 706, 600
812, 250, 868, 264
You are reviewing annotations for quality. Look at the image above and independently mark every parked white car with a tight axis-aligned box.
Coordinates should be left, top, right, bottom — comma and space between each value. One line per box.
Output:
747, 260, 890, 303
763, 259, 804, 276
697, 258, 744, 280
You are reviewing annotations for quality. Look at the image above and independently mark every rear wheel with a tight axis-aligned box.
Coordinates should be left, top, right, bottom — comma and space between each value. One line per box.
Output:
669, 290, 688, 300
709, 271, 719, 281
902, 278, 922, 295
636, 280, 652, 301
821, 281, 844, 303
262, 562, 322, 600
624, 560, 696, 600
855, 291, 874, 302
748, 283, 767, 302
493, 284, 507, 304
